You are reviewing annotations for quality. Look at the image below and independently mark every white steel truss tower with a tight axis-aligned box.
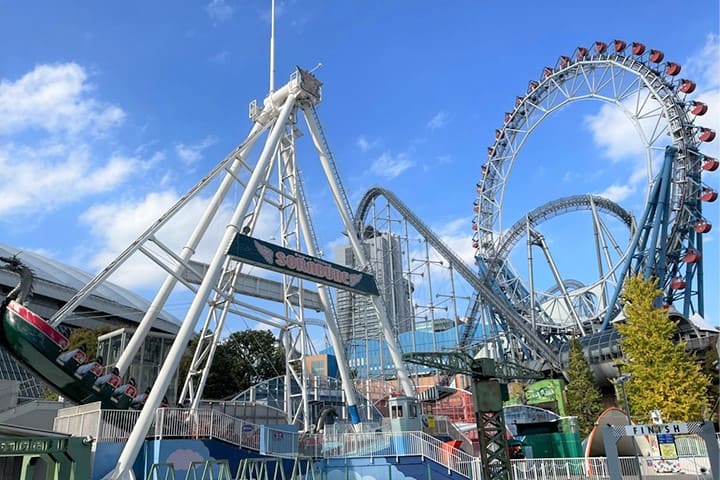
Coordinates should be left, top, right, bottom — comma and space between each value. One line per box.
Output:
50, 67, 414, 480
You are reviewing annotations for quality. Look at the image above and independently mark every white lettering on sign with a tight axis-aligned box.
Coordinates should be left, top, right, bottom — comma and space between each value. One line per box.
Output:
272, 250, 364, 288
623, 423, 689, 436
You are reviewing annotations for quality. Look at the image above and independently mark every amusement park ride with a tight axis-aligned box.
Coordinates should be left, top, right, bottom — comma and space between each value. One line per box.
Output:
0, 32, 716, 480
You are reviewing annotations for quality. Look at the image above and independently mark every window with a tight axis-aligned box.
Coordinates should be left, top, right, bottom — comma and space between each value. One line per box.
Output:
311, 360, 325, 376
109, 336, 122, 363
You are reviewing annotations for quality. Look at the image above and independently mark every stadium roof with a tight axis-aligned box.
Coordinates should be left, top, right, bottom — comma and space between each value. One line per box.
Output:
0, 243, 179, 334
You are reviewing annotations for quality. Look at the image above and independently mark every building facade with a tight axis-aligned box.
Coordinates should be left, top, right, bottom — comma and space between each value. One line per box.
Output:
334, 231, 413, 342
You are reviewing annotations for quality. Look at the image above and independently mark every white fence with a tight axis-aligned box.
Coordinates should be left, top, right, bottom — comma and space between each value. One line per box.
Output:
152, 408, 264, 452
506, 455, 712, 479
302, 431, 474, 477
54, 406, 717, 479
52, 402, 104, 444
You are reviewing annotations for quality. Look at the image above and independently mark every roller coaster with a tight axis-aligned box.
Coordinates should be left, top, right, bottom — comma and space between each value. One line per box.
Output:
0, 38, 716, 480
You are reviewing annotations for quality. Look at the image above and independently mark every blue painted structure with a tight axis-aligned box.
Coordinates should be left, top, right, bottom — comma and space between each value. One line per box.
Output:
320, 455, 468, 480
92, 439, 467, 480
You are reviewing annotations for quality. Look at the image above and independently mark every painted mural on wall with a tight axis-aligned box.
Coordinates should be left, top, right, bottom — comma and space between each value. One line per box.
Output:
92, 439, 263, 480
93, 441, 464, 480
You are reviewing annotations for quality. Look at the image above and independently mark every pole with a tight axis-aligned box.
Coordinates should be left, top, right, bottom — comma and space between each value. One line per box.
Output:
269, 0, 275, 94
617, 371, 643, 480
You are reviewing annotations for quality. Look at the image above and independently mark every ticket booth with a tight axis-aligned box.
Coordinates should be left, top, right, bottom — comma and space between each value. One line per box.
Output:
388, 396, 422, 433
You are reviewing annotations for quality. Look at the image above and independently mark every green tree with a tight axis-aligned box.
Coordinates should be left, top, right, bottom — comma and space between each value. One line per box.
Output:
176, 333, 200, 400
177, 329, 285, 401
616, 275, 710, 422
565, 337, 605, 437
700, 344, 719, 420
223, 330, 286, 389
67, 325, 115, 361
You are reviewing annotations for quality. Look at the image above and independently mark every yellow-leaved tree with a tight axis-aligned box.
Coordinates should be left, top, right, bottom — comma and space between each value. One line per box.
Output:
616, 274, 709, 422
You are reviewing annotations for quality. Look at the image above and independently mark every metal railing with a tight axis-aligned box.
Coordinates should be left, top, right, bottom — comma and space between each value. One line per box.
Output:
97, 409, 142, 442
676, 434, 710, 456
55, 405, 719, 480
154, 408, 263, 452
507, 455, 712, 479
303, 430, 473, 477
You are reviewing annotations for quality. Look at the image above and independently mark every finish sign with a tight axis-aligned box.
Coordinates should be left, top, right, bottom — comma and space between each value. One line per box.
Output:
624, 423, 688, 436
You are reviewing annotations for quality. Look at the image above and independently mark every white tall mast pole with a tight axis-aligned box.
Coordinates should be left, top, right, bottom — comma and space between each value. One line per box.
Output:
269, 0, 275, 93
300, 105, 415, 398
293, 177, 363, 429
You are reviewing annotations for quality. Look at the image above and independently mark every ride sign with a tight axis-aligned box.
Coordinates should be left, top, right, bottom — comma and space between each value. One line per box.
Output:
657, 433, 678, 459
624, 423, 689, 436
227, 233, 380, 296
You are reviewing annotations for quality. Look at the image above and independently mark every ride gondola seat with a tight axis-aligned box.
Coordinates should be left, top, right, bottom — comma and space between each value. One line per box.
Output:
112, 378, 138, 409
93, 368, 123, 400
56, 345, 88, 375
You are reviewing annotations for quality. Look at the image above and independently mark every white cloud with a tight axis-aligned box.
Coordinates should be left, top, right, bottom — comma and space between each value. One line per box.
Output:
427, 111, 449, 131
586, 33, 720, 163
79, 191, 235, 288
584, 35, 720, 205
684, 33, 720, 90
597, 184, 634, 203
77, 188, 288, 289
355, 135, 377, 152
684, 35, 720, 160
436, 217, 476, 267
0, 142, 142, 217
370, 152, 414, 179
0, 63, 124, 136
175, 136, 217, 165
206, 0, 234, 23
584, 99, 649, 161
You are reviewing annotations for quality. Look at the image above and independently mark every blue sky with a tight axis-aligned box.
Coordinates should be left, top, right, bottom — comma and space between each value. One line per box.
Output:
0, 1, 718, 330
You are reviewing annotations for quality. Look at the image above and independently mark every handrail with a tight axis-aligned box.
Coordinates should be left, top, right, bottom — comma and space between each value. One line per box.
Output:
54, 405, 719, 480
313, 430, 473, 477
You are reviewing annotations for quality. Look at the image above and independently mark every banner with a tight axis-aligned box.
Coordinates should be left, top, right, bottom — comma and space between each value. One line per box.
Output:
227, 233, 379, 296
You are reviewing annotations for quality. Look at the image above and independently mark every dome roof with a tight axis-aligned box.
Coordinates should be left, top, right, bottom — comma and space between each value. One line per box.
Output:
0, 243, 179, 333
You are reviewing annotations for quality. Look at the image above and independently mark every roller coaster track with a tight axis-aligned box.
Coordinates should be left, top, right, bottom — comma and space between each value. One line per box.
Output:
482, 195, 636, 334
492, 195, 635, 263
355, 187, 562, 372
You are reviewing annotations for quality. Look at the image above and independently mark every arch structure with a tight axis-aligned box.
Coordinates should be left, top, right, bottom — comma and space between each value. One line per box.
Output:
473, 39, 715, 325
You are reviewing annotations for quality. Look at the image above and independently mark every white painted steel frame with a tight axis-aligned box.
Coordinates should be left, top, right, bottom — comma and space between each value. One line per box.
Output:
102, 88, 302, 480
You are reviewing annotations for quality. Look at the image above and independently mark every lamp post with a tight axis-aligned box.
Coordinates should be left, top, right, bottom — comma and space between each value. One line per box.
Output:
615, 372, 643, 479
616, 373, 632, 421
